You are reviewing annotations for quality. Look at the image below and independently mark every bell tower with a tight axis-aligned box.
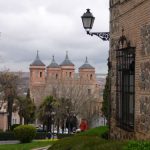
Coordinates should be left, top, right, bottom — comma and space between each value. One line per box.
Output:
29, 51, 46, 86
79, 57, 96, 83
47, 55, 61, 80
60, 51, 75, 80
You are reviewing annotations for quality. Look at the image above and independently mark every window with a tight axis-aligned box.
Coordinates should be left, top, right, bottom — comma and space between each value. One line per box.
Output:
56, 74, 58, 79
40, 72, 42, 78
90, 74, 93, 80
69, 72, 72, 78
116, 46, 135, 131
88, 89, 91, 95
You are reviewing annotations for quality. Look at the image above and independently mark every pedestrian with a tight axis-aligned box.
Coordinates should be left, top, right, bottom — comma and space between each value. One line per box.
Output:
79, 119, 88, 132
47, 131, 52, 139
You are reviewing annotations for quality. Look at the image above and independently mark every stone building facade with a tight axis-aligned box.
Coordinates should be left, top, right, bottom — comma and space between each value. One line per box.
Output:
109, 0, 150, 139
29, 52, 102, 121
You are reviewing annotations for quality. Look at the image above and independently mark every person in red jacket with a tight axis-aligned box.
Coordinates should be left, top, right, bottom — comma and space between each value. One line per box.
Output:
79, 119, 88, 132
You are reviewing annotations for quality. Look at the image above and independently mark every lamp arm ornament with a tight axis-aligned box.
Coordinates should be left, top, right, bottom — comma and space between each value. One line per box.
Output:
87, 31, 110, 41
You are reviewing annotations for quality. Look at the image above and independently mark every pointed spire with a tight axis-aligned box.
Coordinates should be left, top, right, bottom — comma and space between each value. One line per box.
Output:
36, 50, 39, 59
30, 51, 45, 66
79, 57, 94, 69
47, 55, 60, 68
52, 55, 55, 63
60, 51, 74, 66
65, 51, 69, 60
85, 56, 88, 64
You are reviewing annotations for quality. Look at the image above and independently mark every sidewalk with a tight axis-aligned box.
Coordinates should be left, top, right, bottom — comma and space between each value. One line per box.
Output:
0, 140, 19, 145
32, 145, 51, 150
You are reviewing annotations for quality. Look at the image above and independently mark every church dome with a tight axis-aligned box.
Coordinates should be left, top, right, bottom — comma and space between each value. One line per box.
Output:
79, 57, 94, 69
60, 52, 74, 66
47, 56, 60, 68
30, 51, 45, 66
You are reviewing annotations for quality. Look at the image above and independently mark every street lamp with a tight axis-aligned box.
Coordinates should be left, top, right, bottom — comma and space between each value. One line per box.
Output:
81, 8, 111, 138
81, 9, 110, 41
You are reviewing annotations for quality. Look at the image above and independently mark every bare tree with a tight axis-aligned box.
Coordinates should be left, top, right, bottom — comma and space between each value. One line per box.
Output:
49, 79, 100, 129
0, 70, 19, 130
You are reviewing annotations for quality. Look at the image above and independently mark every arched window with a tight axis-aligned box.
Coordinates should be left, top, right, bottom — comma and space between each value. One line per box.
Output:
56, 74, 58, 79
69, 72, 72, 78
90, 74, 93, 80
40, 72, 42, 78
88, 89, 91, 95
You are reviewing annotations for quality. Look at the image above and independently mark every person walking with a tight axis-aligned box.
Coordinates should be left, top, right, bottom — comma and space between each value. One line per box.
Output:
79, 119, 88, 132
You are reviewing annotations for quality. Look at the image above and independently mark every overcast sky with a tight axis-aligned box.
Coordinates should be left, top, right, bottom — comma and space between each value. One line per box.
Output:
0, 0, 109, 73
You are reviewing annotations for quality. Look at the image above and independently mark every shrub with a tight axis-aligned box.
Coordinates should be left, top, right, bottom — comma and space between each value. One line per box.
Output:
10, 124, 20, 131
77, 126, 108, 137
14, 125, 36, 143
101, 130, 109, 139
48, 135, 126, 150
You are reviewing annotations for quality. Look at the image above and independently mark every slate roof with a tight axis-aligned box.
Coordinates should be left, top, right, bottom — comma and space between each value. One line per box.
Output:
47, 56, 60, 68
30, 51, 45, 66
60, 52, 74, 66
79, 57, 94, 69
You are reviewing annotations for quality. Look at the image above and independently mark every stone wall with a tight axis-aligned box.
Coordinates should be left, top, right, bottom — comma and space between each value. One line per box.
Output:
139, 61, 150, 91
110, 0, 150, 140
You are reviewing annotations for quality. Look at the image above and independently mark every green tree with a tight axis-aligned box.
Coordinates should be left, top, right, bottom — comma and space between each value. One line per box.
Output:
102, 75, 109, 120
15, 89, 36, 124
38, 96, 57, 132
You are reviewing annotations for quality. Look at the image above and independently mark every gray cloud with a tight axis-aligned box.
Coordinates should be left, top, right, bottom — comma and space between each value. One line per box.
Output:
0, 0, 109, 73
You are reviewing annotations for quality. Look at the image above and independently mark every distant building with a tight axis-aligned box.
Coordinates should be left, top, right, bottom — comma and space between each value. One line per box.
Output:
29, 52, 103, 125
0, 102, 22, 131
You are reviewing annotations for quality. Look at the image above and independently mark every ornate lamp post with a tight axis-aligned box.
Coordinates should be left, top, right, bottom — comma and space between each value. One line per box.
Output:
81, 9, 110, 41
81, 9, 111, 137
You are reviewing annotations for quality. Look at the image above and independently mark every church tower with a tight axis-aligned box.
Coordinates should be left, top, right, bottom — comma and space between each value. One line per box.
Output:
29, 51, 46, 85
47, 56, 61, 80
79, 57, 96, 83
60, 52, 75, 80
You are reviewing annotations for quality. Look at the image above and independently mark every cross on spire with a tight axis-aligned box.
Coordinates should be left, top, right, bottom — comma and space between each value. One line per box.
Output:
65, 51, 69, 60
36, 50, 39, 59
85, 56, 88, 64
52, 55, 55, 63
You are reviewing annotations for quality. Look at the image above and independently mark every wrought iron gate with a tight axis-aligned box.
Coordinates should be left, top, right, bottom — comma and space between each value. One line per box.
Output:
116, 40, 135, 131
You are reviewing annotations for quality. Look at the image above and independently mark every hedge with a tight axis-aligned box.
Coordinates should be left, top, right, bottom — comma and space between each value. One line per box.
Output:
0, 132, 16, 141
0, 131, 72, 141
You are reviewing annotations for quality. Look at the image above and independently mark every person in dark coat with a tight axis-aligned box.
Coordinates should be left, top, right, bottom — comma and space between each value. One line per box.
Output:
47, 131, 52, 139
